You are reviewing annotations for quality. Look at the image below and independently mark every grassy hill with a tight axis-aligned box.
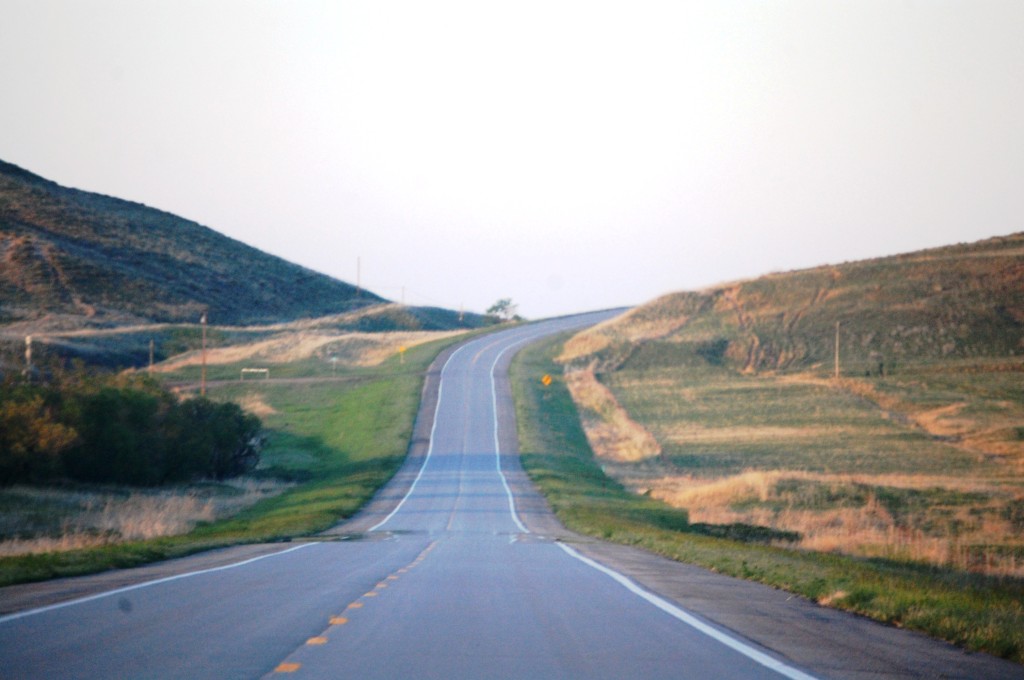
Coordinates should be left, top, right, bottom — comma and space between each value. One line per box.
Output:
564, 232, 1024, 375
0, 159, 380, 329
0, 160, 492, 369
559, 233, 1024, 580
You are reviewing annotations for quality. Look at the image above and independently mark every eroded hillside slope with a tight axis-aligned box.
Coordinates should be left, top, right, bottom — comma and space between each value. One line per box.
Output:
560, 233, 1024, 576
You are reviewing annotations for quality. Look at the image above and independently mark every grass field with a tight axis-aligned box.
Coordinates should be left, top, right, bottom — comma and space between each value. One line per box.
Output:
0, 332, 465, 587
599, 358, 1024, 577
555, 235, 1024, 578
512, 335, 1024, 663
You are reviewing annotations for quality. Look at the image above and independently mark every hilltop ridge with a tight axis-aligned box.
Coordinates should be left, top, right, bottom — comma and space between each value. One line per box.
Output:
564, 232, 1024, 375
0, 159, 380, 329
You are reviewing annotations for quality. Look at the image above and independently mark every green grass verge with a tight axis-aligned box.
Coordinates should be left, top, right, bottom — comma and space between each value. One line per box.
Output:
510, 335, 1024, 664
0, 334, 466, 588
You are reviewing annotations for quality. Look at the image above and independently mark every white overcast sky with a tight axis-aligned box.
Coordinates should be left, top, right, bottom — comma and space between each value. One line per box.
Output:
1, 1, 1022, 318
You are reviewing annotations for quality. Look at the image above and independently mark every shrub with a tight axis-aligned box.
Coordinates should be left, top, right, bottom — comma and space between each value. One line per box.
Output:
0, 373, 262, 486
64, 386, 168, 485
168, 398, 262, 481
0, 390, 78, 484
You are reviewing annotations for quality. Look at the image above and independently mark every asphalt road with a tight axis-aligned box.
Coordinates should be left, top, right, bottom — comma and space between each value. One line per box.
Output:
2, 314, 1021, 679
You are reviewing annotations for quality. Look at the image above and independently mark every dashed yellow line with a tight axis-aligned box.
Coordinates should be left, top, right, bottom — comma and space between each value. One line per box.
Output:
269, 541, 442, 675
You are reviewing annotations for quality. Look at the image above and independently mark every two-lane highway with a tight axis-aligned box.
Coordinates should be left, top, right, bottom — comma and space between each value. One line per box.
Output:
2, 314, 812, 679
5, 315, 1018, 679
264, 315, 814, 679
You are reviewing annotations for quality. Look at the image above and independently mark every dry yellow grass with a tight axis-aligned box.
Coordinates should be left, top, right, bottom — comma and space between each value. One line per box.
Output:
781, 373, 1024, 469
558, 326, 613, 363
236, 393, 278, 417
623, 469, 1024, 577
660, 423, 859, 444
564, 365, 661, 462
0, 479, 291, 557
558, 299, 688, 364
153, 329, 458, 371
564, 358, 1024, 577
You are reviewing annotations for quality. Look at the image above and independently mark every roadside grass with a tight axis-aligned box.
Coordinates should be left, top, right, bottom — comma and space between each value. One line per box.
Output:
511, 335, 1024, 663
0, 334, 465, 587
0, 479, 291, 556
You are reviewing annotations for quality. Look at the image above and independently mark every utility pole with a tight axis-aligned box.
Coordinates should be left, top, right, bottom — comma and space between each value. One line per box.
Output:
201, 313, 208, 396
24, 335, 32, 379
834, 321, 840, 380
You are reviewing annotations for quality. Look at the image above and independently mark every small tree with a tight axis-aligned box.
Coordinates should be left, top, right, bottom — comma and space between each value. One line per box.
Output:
486, 298, 519, 322
0, 393, 78, 484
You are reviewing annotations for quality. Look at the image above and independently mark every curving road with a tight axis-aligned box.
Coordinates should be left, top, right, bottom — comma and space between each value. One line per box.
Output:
2, 314, 1020, 679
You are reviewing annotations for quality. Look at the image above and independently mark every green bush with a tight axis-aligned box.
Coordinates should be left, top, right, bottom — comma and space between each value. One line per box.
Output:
166, 398, 261, 481
0, 389, 78, 484
0, 374, 261, 486
65, 385, 167, 484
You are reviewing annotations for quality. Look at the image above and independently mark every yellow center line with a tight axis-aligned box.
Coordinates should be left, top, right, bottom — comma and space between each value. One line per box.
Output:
347, 602, 363, 609
307, 637, 328, 645
275, 662, 301, 673
330, 616, 349, 625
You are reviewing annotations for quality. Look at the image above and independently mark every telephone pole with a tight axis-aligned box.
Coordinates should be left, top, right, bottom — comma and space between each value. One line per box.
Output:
24, 335, 32, 379
200, 313, 208, 396
834, 321, 840, 380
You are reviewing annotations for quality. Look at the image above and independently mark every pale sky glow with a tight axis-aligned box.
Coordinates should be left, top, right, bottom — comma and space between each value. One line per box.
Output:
2, 1, 1022, 318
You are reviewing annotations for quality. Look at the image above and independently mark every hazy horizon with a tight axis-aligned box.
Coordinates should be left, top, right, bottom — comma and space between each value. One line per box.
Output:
2, 1, 1021, 318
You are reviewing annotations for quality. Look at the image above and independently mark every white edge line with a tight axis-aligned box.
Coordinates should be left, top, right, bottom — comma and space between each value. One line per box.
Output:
366, 342, 470, 532
490, 335, 534, 535
2, 337, 476, 623
556, 542, 819, 680
0, 542, 318, 625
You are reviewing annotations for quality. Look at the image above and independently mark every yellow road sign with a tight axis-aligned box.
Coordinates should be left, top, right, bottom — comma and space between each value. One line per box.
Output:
541, 374, 552, 386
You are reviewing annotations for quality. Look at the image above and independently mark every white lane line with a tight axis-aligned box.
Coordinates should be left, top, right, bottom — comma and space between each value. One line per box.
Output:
372, 316, 604, 534
490, 334, 536, 535
367, 342, 471, 532
0, 542, 319, 625
556, 543, 819, 680
489, 319, 606, 534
